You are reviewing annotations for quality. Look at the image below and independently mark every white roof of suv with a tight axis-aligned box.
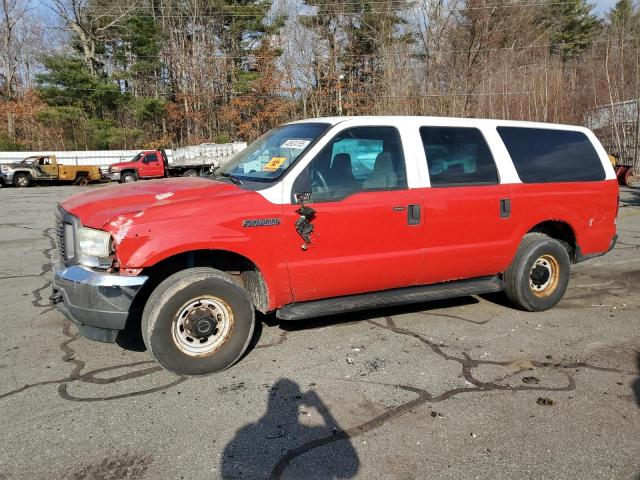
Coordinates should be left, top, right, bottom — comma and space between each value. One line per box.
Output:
288, 115, 590, 133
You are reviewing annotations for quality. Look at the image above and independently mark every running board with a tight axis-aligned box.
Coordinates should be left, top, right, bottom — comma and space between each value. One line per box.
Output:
276, 276, 504, 321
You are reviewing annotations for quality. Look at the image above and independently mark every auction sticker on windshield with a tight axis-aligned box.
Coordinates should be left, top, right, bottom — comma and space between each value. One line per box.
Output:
263, 157, 287, 171
281, 139, 311, 150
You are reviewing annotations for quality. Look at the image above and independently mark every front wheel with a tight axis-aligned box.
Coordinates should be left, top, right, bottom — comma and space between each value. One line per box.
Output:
142, 267, 255, 376
13, 173, 31, 188
120, 172, 138, 183
504, 233, 571, 312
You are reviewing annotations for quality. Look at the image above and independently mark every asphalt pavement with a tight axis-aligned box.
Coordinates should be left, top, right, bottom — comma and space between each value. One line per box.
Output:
0, 184, 638, 480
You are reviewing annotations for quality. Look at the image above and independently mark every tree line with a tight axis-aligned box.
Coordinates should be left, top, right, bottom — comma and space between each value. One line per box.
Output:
1, 0, 639, 154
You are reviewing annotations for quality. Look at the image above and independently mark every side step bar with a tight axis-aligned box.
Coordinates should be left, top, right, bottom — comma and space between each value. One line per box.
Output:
276, 276, 504, 321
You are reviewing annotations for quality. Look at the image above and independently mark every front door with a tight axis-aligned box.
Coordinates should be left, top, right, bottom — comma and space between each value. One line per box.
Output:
418, 126, 514, 284
37, 157, 57, 179
141, 152, 164, 178
283, 126, 424, 302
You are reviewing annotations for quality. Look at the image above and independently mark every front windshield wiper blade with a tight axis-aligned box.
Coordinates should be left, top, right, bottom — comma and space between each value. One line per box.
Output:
219, 172, 243, 185
209, 165, 243, 185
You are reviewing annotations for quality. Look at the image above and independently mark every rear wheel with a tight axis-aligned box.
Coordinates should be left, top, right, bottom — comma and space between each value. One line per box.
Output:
75, 175, 89, 186
182, 169, 199, 177
625, 167, 640, 187
120, 171, 137, 183
142, 267, 255, 376
13, 173, 31, 188
504, 233, 571, 311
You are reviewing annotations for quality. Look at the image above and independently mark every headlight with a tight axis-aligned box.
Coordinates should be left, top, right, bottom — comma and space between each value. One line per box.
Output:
77, 227, 113, 267
1, 164, 11, 172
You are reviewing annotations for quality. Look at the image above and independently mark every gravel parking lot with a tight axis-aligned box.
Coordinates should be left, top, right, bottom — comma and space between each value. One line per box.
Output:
0, 184, 638, 480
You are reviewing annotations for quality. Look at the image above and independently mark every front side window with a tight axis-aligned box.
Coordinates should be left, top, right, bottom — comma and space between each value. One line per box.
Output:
219, 123, 329, 183
145, 153, 158, 163
296, 126, 407, 202
497, 127, 605, 183
420, 126, 498, 187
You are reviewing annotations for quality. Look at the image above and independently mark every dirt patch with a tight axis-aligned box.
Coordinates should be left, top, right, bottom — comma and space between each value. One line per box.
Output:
64, 451, 153, 480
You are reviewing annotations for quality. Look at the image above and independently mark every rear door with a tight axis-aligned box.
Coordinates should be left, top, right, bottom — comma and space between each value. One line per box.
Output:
418, 125, 514, 284
283, 125, 425, 302
141, 152, 164, 178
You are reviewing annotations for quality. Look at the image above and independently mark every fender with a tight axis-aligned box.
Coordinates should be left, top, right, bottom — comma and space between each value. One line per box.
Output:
102, 203, 290, 310
508, 180, 618, 259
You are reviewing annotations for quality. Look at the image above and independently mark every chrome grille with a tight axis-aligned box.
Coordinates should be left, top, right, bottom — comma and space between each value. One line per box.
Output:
55, 214, 66, 259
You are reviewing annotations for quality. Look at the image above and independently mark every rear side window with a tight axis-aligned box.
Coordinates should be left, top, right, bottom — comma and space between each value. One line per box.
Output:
497, 127, 605, 183
420, 127, 498, 186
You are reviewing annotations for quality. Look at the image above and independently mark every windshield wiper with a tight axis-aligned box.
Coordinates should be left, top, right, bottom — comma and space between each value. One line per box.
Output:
218, 171, 243, 185
209, 166, 243, 185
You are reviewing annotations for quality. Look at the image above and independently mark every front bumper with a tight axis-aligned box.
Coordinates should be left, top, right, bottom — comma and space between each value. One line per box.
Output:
108, 171, 121, 181
0, 171, 14, 185
52, 259, 148, 342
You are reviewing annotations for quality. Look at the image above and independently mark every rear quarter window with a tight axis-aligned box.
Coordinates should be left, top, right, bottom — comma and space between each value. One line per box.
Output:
497, 127, 605, 183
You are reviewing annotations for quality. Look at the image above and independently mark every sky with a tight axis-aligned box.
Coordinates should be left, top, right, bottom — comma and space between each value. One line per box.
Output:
594, 0, 619, 15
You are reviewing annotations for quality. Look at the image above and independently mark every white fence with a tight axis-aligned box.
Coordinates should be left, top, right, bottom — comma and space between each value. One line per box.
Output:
0, 142, 248, 168
0, 150, 139, 166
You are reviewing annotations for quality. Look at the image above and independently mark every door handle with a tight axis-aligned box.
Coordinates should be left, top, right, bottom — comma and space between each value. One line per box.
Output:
408, 204, 421, 225
500, 198, 511, 219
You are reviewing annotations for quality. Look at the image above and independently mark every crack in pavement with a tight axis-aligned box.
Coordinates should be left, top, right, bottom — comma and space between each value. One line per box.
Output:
0, 320, 185, 402
268, 315, 633, 479
30, 227, 55, 313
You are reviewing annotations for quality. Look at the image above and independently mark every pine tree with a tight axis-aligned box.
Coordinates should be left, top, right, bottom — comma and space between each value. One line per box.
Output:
537, 0, 601, 61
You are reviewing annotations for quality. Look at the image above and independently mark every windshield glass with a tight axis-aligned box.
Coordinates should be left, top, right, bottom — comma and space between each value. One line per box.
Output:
20, 157, 37, 164
129, 153, 143, 163
218, 123, 329, 182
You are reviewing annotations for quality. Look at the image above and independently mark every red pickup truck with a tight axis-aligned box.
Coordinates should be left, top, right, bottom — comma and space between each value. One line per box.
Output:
107, 150, 210, 183
51, 117, 618, 375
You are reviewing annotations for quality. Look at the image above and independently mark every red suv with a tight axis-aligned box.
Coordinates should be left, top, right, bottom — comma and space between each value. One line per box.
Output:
51, 117, 618, 375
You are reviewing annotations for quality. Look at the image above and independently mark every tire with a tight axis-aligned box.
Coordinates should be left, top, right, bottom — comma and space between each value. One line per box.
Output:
625, 167, 640, 187
141, 267, 255, 376
120, 171, 138, 183
182, 169, 199, 177
13, 173, 31, 188
504, 233, 571, 312
75, 175, 89, 186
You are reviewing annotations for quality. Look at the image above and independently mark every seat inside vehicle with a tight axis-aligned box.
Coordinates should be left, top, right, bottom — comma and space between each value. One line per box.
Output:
364, 151, 398, 189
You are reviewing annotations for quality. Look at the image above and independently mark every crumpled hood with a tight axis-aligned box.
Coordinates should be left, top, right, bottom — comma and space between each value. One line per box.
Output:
61, 177, 239, 229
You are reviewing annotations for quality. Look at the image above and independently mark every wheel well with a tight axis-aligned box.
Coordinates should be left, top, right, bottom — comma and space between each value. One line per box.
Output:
140, 250, 269, 313
528, 221, 576, 260
75, 171, 88, 178
121, 169, 137, 176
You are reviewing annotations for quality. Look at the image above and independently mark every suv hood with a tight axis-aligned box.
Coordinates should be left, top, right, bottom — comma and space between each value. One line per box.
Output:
109, 160, 138, 169
61, 177, 239, 229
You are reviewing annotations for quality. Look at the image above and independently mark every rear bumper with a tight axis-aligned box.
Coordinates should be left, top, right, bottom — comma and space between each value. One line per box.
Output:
51, 259, 148, 342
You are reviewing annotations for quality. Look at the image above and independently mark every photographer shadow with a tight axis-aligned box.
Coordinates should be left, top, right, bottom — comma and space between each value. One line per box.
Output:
220, 378, 359, 480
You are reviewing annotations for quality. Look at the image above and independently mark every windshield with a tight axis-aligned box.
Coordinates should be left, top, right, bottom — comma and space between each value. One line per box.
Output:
218, 123, 329, 182
20, 157, 37, 164
129, 153, 143, 163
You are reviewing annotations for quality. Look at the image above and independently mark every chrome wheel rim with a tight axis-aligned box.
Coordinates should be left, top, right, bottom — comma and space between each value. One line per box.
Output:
171, 296, 234, 356
529, 254, 560, 297
17, 176, 28, 187
123, 175, 135, 183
